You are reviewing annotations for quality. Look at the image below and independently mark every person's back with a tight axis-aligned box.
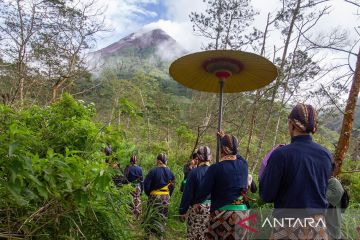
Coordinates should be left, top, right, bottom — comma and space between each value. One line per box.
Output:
179, 164, 210, 213
259, 103, 332, 240
202, 156, 248, 212
260, 135, 332, 213
195, 132, 249, 240
126, 155, 143, 219
126, 164, 143, 183
179, 146, 211, 240
144, 166, 175, 196
143, 153, 175, 239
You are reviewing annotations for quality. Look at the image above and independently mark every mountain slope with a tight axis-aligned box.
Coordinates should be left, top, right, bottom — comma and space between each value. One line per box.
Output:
88, 28, 188, 64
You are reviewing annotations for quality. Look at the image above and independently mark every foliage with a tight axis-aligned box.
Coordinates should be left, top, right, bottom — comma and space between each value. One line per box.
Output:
0, 0, 105, 103
0, 94, 137, 239
189, 0, 261, 50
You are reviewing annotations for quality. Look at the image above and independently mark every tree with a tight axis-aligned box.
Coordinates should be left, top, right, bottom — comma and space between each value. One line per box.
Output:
34, 0, 105, 102
299, 0, 360, 175
0, 0, 105, 104
189, 0, 261, 50
245, 0, 329, 170
0, 0, 45, 104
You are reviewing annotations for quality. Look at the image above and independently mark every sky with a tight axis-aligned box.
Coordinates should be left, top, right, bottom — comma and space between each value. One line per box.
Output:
90, 0, 360, 105
94, 0, 360, 53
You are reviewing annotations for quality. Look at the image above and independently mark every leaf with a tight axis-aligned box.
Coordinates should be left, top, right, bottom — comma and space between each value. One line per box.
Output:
8, 141, 19, 157
36, 186, 49, 199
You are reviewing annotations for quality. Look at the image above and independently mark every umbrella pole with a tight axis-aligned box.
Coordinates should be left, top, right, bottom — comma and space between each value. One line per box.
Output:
216, 78, 225, 163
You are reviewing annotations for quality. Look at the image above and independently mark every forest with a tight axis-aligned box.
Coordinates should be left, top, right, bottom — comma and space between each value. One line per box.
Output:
0, 0, 360, 239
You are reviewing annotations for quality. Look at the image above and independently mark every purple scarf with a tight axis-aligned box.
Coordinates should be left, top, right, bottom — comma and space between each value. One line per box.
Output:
258, 144, 285, 181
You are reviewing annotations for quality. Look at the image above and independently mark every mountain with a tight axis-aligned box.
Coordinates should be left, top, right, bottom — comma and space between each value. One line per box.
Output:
84, 28, 191, 99
88, 28, 188, 66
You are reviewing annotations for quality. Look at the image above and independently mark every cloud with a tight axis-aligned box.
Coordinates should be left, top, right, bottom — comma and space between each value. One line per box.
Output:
142, 20, 204, 52
161, 0, 207, 22
93, 0, 160, 49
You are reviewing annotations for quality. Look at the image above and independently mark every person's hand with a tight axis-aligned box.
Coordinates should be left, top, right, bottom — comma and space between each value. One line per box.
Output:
217, 130, 225, 138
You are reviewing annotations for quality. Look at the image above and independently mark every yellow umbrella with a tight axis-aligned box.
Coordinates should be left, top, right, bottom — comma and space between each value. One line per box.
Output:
169, 50, 278, 161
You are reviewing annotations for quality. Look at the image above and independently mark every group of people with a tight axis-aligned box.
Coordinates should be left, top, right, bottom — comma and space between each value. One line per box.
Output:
110, 103, 346, 240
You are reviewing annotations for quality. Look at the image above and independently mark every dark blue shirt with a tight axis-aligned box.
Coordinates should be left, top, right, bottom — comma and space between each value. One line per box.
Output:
195, 156, 248, 212
259, 135, 332, 217
126, 165, 143, 183
179, 165, 210, 215
144, 167, 175, 196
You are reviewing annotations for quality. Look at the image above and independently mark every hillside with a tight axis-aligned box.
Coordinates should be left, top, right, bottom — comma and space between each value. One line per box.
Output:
87, 28, 188, 73
84, 29, 191, 101
323, 99, 360, 135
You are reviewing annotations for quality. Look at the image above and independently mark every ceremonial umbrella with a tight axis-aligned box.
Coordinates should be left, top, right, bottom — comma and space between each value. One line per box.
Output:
169, 50, 278, 162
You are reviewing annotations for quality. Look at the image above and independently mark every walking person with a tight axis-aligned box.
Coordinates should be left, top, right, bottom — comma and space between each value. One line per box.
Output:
195, 132, 249, 240
143, 153, 175, 239
179, 146, 212, 240
125, 155, 143, 219
180, 152, 198, 192
259, 103, 333, 240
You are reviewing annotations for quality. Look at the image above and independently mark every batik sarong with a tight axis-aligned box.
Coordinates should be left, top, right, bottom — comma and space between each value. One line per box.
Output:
270, 214, 328, 240
187, 202, 210, 240
206, 210, 249, 240
143, 194, 170, 239
131, 184, 141, 219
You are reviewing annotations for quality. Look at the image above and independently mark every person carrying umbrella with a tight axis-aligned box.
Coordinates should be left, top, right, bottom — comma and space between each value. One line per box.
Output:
143, 153, 175, 239
179, 146, 212, 240
195, 132, 249, 239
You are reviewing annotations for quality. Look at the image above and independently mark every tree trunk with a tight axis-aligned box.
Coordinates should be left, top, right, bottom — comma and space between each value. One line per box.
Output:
333, 47, 360, 176
51, 77, 67, 102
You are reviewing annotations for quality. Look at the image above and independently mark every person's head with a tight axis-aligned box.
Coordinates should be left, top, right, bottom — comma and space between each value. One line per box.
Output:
191, 152, 199, 165
130, 155, 137, 164
156, 153, 167, 165
104, 143, 112, 156
196, 146, 211, 162
219, 134, 239, 157
288, 103, 318, 137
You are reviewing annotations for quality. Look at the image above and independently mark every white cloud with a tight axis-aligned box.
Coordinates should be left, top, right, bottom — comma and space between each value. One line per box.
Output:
142, 19, 204, 52
93, 0, 160, 49
161, 0, 207, 22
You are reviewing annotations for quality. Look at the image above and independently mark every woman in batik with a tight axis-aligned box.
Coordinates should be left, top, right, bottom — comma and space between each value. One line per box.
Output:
196, 132, 249, 240
125, 155, 143, 219
143, 153, 175, 239
179, 146, 211, 240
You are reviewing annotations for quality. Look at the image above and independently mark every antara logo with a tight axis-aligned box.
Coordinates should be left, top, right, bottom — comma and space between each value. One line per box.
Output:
236, 214, 326, 233
236, 214, 258, 233
261, 217, 326, 228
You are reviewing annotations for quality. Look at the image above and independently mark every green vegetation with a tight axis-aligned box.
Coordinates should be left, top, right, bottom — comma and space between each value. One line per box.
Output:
0, 95, 136, 239
0, 91, 358, 239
